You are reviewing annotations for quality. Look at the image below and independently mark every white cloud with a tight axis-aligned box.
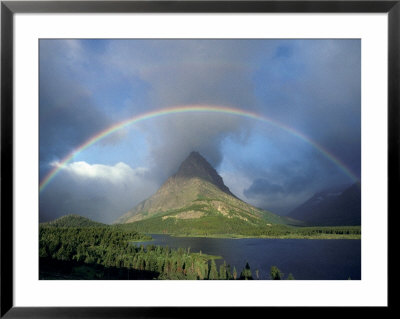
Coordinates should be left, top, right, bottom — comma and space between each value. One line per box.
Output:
61, 161, 143, 181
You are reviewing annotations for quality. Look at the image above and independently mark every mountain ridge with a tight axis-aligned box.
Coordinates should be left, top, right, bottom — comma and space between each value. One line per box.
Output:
287, 183, 361, 226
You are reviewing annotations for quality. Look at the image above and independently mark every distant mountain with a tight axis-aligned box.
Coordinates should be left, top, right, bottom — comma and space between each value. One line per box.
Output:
287, 183, 361, 226
41, 214, 106, 227
115, 151, 294, 234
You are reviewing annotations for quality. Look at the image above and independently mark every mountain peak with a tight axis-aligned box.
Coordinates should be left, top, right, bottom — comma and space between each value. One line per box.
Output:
189, 150, 202, 158
174, 151, 232, 195
176, 151, 213, 176
183, 151, 207, 166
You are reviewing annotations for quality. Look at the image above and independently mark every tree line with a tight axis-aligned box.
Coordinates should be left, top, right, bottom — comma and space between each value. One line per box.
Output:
120, 215, 361, 239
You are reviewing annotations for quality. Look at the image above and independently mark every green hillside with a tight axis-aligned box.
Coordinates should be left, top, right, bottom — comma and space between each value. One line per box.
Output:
41, 214, 106, 228
118, 192, 294, 236
121, 213, 360, 239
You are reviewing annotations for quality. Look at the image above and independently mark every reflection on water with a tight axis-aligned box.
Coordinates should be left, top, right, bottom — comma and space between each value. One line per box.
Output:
139, 234, 361, 280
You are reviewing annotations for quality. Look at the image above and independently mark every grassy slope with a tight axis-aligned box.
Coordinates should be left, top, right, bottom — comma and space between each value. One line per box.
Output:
120, 212, 361, 239
41, 214, 106, 228
116, 177, 296, 225
117, 193, 360, 239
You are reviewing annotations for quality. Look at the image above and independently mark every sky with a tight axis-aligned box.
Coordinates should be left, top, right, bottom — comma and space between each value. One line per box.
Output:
39, 39, 361, 224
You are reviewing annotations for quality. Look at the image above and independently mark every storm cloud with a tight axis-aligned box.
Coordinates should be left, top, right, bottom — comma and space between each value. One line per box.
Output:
39, 161, 158, 223
39, 40, 114, 179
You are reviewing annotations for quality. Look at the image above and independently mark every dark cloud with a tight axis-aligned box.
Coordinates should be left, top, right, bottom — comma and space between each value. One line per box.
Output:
101, 40, 266, 183
253, 40, 361, 179
104, 40, 265, 110
139, 113, 252, 182
242, 152, 356, 214
39, 162, 158, 223
244, 179, 285, 198
39, 40, 114, 179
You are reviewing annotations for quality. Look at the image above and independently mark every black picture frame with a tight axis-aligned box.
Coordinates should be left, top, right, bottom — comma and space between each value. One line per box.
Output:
1, 1, 396, 317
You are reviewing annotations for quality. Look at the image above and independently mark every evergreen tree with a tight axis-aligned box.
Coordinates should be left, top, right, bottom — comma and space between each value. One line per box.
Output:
239, 262, 253, 280
219, 261, 228, 280
208, 259, 218, 280
270, 266, 283, 280
287, 273, 295, 280
226, 264, 232, 280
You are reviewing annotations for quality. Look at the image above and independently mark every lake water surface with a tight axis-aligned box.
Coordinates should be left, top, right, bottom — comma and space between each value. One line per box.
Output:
140, 234, 361, 280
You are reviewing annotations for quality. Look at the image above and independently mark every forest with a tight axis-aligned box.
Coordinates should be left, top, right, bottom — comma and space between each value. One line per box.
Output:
39, 225, 292, 280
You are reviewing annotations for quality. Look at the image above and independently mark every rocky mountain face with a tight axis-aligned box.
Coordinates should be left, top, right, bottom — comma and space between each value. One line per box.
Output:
287, 183, 361, 226
114, 151, 288, 226
173, 151, 235, 196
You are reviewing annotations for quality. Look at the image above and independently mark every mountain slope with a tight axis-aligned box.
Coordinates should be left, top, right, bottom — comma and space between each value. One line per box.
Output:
287, 183, 361, 226
115, 152, 294, 233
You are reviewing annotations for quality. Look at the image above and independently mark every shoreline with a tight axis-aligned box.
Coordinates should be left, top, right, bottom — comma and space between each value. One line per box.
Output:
143, 233, 361, 240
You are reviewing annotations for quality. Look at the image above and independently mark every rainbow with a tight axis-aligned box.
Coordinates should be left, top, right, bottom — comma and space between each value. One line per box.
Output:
39, 105, 359, 192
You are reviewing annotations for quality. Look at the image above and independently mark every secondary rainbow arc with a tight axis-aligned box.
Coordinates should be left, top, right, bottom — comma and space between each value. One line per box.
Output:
39, 105, 359, 192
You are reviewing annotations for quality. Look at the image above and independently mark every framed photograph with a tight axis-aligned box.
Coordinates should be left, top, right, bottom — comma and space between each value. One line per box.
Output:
1, 0, 395, 316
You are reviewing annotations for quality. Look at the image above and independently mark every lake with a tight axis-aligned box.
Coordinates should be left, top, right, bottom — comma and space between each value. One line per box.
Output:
139, 234, 361, 280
